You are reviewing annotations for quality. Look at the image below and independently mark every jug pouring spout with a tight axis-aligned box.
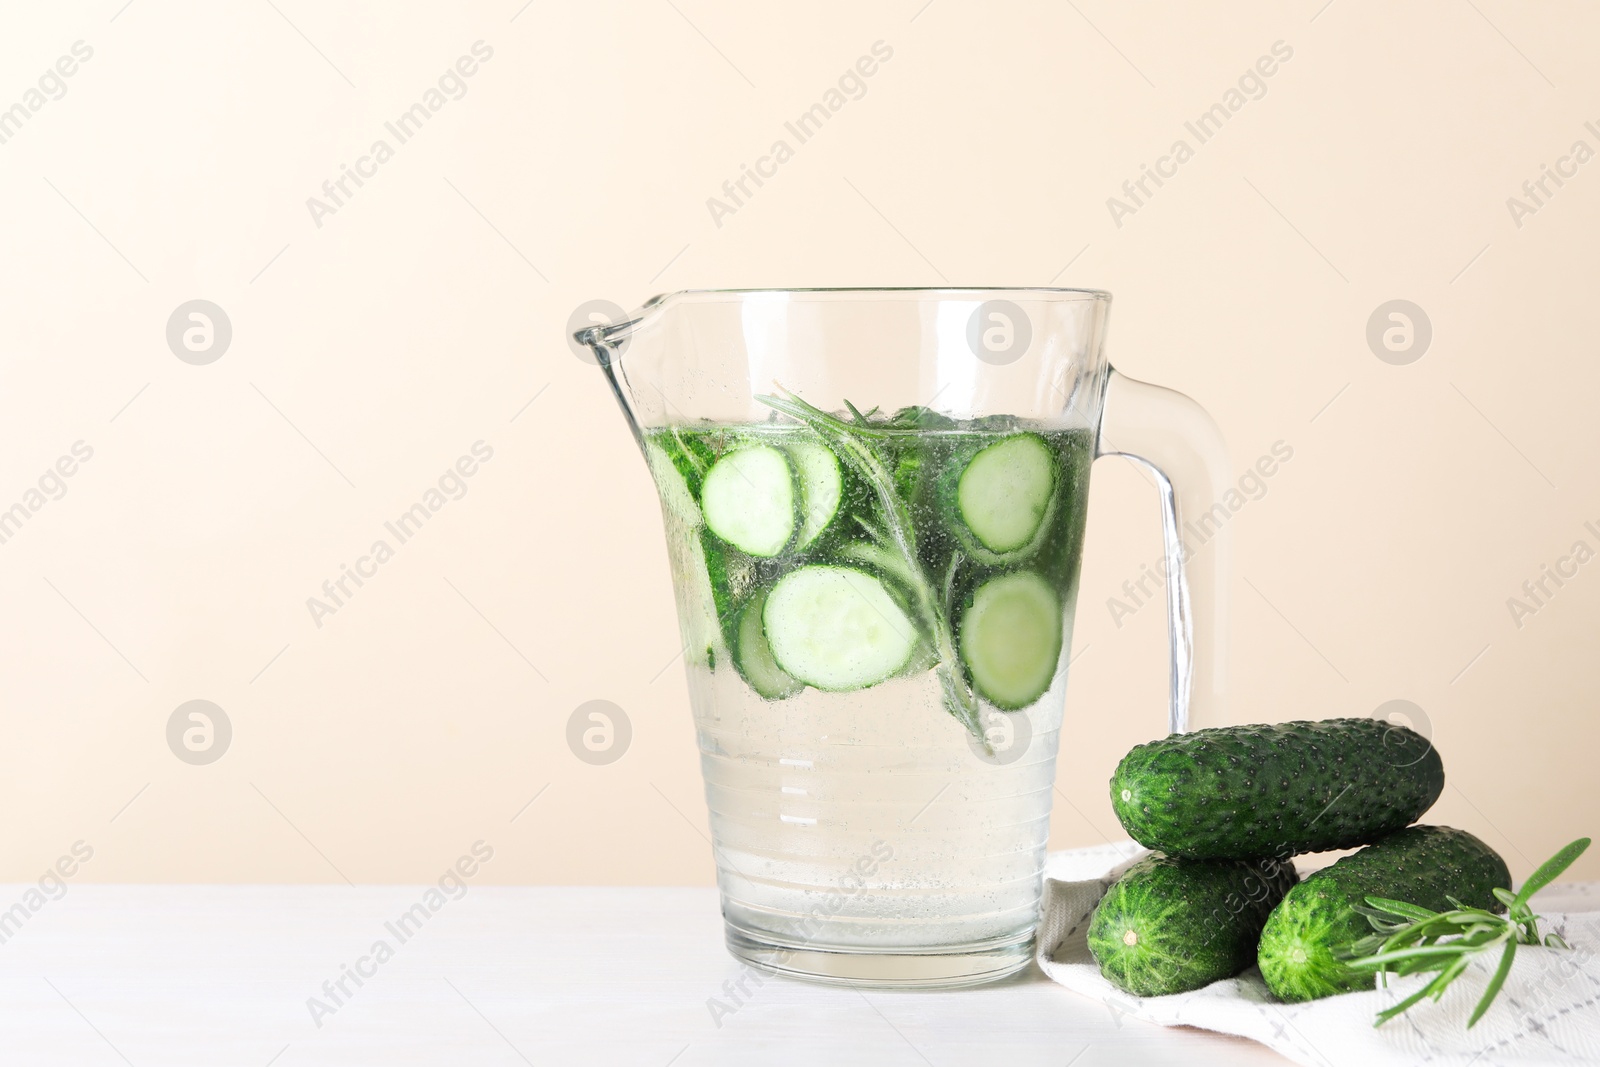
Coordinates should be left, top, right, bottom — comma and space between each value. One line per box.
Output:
573, 297, 660, 451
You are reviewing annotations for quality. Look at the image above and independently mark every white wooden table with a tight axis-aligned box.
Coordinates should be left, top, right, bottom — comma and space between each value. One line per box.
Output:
0, 885, 1293, 1065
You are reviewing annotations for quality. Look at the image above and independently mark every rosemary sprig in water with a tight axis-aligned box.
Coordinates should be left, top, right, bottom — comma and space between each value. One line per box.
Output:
755, 386, 986, 744
1345, 836, 1590, 1028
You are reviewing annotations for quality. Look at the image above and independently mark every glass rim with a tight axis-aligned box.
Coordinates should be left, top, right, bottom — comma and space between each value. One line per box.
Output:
578, 287, 1112, 348
642, 286, 1112, 304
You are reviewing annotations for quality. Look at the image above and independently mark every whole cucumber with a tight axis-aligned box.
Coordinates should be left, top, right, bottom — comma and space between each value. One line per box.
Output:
1257, 825, 1510, 1001
1089, 853, 1299, 996
1111, 718, 1444, 859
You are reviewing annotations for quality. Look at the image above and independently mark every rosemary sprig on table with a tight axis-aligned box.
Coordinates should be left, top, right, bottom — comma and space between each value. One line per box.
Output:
1344, 836, 1590, 1028
755, 387, 986, 744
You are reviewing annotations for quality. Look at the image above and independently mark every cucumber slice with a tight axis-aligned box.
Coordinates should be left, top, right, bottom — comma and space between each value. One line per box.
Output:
700, 445, 797, 557
733, 587, 804, 700
645, 441, 702, 530
644, 441, 725, 671
701, 531, 757, 646
959, 571, 1062, 710
955, 434, 1056, 555
764, 565, 917, 691
787, 441, 842, 550
834, 539, 920, 593
832, 541, 939, 678
649, 428, 715, 498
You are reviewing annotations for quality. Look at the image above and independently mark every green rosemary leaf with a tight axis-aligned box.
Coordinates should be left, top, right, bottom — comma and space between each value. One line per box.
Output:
1345, 933, 1391, 956
1351, 838, 1587, 1030
1514, 838, 1591, 907
1375, 977, 1445, 1027
1363, 896, 1440, 923
1348, 944, 1476, 970
756, 387, 984, 741
1468, 940, 1518, 1029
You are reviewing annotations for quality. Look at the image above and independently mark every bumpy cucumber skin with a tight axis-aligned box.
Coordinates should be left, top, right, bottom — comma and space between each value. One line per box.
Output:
1111, 718, 1445, 860
1089, 853, 1298, 997
1258, 825, 1510, 1002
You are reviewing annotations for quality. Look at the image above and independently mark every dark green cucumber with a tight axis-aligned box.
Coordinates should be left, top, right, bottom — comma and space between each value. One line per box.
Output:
1111, 718, 1444, 860
1089, 853, 1298, 997
1258, 825, 1510, 1002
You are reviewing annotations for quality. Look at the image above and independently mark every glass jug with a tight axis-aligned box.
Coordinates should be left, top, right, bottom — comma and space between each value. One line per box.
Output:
580, 288, 1229, 987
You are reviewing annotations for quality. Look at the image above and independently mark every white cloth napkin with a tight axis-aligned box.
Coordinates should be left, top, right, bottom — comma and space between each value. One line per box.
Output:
1037, 843, 1600, 1067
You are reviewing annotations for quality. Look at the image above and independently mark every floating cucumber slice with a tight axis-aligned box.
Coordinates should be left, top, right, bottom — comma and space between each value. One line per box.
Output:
955, 434, 1056, 555
649, 429, 715, 498
733, 587, 804, 700
833, 539, 920, 593
645, 441, 702, 530
764, 565, 917, 691
701, 531, 756, 645
787, 441, 842, 550
644, 442, 725, 670
959, 570, 1062, 710
700, 445, 796, 557
832, 541, 939, 677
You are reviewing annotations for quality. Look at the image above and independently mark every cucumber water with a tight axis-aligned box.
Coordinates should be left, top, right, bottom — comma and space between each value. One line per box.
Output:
588, 284, 1202, 987
643, 403, 1095, 955
644, 408, 1093, 728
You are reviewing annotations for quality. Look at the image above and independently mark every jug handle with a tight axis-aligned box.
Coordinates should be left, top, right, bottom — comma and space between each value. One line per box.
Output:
1095, 367, 1231, 734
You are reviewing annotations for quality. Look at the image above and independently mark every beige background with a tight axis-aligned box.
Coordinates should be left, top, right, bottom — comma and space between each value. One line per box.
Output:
0, 0, 1595, 886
